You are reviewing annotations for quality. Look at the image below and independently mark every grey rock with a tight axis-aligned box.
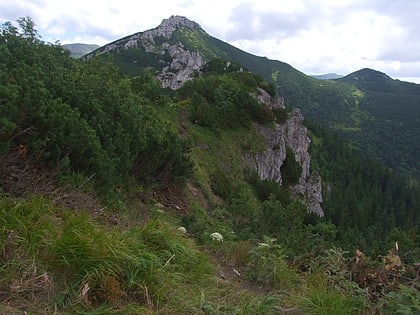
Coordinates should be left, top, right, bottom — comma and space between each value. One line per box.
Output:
254, 87, 285, 109
158, 45, 204, 89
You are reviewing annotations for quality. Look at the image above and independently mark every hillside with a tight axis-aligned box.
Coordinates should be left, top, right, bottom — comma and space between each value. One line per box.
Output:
334, 68, 420, 180
85, 15, 420, 182
1, 17, 419, 315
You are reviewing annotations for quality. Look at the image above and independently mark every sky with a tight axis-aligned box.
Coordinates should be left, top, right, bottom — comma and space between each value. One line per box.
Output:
1, 0, 420, 83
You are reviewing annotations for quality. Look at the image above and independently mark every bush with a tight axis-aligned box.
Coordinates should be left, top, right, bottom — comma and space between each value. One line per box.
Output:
180, 73, 275, 129
245, 236, 299, 290
281, 147, 303, 185
0, 19, 193, 189
377, 284, 420, 315
296, 248, 369, 315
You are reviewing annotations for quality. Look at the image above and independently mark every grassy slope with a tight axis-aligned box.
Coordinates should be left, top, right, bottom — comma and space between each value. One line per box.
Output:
0, 98, 280, 314
0, 195, 283, 315
0, 120, 291, 314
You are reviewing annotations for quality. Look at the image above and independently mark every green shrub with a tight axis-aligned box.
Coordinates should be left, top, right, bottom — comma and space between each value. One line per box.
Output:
296, 248, 369, 315
0, 19, 194, 190
245, 236, 298, 290
247, 173, 291, 204
180, 73, 275, 129
377, 284, 420, 315
281, 147, 302, 185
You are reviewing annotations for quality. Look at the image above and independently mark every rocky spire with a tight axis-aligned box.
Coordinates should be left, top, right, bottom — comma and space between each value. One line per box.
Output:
244, 95, 324, 216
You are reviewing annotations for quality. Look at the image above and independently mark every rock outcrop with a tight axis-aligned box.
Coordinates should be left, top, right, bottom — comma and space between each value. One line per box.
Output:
157, 43, 204, 89
245, 92, 324, 216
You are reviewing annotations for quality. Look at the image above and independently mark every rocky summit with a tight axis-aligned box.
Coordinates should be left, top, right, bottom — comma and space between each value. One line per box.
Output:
84, 15, 206, 89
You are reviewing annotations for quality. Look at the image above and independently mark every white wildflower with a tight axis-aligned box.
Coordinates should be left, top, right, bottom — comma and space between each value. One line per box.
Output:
177, 226, 187, 234
210, 232, 224, 242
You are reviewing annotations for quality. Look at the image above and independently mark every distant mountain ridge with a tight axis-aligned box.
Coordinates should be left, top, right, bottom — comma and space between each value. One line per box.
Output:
62, 43, 100, 58
84, 15, 420, 181
311, 73, 343, 80
337, 67, 420, 94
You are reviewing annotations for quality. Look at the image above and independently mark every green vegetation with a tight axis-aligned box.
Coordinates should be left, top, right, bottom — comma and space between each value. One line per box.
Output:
206, 34, 420, 183
1, 18, 419, 314
0, 18, 192, 189
171, 28, 228, 61
308, 122, 420, 257
178, 72, 277, 129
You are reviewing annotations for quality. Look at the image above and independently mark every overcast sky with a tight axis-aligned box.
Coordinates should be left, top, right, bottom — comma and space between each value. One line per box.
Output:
1, 0, 420, 83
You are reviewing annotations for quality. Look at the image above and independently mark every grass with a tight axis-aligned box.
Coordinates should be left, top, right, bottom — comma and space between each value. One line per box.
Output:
0, 196, 287, 314
0, 153, 406, 315
0, 190, 411, 314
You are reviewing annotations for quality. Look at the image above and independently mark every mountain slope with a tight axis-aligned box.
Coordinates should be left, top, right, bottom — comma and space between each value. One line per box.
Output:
1, 16, 419, 314
335, 68, 420, 180
84, 15, 420, 182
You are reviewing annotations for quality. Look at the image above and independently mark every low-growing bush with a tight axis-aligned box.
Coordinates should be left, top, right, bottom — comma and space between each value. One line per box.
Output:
245, 236, 299, 290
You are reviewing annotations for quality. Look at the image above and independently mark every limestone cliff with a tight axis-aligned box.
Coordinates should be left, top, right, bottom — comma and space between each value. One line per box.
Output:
245, 90, 324, 216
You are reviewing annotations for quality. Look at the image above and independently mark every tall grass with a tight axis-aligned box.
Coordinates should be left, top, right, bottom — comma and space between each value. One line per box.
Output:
298, 273, 364, 315
0, 197, 216, 313
295, 249, 369, 315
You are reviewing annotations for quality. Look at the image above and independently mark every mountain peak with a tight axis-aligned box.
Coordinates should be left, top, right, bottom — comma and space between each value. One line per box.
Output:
342, 68, 392, 82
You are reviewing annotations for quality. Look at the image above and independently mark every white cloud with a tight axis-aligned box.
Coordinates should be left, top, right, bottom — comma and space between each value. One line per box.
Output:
0, 0, 419, 82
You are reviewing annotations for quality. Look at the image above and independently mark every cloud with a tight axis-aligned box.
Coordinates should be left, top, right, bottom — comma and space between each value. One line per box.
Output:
0, 0, 419, 81
224, 1, 320, 41
378, 44, 420, 63
219, 0, 420, 80
348, 1, 420, 63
